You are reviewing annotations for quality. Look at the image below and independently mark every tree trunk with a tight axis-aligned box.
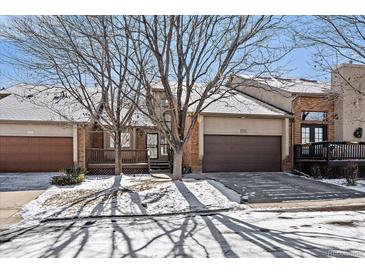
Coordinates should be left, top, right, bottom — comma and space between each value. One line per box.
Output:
172, 146, 183, 181
114, 131, 122, 175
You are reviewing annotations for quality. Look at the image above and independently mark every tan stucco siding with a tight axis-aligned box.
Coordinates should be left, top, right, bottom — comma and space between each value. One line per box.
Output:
204, 116, 284, 136
230, 76, 293, 112
0, 123, 73, 137
332, 64, 365, 142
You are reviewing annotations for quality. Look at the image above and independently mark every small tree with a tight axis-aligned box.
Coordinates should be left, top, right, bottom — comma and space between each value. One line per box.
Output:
127, 15, 292, 180
0, 16, 147, 175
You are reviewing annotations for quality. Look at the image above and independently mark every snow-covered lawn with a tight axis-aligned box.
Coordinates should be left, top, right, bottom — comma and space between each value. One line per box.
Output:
1, 210, 365, 257
21, 175, 240, 223
320, 178, 365, 193
2, 174, 365, 258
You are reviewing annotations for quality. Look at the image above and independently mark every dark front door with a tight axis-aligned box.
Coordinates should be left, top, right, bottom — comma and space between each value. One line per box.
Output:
203, 135, 282, 172
301, 124, 327, 144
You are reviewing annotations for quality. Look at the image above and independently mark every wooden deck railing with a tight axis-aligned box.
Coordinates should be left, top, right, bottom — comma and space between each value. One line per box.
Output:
294, 141, 365, 162
86, 148, 149, 164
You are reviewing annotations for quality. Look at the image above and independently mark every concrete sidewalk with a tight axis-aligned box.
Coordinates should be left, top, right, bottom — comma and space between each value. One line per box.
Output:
0, 190, 44, 227
249, 197, 365, 212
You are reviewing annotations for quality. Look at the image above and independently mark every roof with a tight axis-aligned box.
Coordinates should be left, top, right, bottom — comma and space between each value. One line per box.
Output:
0, 85, 90, 123
200, 90, 289, 117
0, 84, 154, 126
0, 83, 288, 125
237, 75, 330, 95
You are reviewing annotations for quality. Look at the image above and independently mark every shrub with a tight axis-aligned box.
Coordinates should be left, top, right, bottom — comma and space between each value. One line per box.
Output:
310, 165, 322, 178
321, 166, 333, 179
342, 163, 358, 186
50, 166, 87, 186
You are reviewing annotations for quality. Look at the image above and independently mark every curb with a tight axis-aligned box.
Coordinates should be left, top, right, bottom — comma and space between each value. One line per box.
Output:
41, 207, 235, 223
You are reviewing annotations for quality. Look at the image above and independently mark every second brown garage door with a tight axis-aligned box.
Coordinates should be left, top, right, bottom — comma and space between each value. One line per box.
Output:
0, 136, 73, 172
203, 135, 281, 172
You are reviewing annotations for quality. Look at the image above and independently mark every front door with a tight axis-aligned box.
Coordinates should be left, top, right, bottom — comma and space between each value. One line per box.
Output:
146, 133, 158, 159
301, 124, 327, 144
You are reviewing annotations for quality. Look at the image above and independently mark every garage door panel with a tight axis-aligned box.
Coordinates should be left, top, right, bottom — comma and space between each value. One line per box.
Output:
203, 135, 281, 172
0, 136, 73, 172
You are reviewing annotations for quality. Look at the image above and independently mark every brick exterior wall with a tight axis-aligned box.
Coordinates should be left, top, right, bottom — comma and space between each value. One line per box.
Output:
77, 126, 86, 168
292, 96, 335, 145
135, 128, 147, 150
282, 121, 293, 171
183, 117, 201, 172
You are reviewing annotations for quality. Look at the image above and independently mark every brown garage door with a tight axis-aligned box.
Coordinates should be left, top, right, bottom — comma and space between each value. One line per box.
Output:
203, 135, 281, 172
0, 136, 73, 172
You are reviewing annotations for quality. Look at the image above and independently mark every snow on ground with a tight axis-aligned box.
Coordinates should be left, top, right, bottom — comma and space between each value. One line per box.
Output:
320, 178, 365, 193
20, 175, 240, 223
1, 210, 365, 257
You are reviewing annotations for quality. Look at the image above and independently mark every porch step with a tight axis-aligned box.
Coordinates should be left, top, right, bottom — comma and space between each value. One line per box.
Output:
149, 161, 171, 171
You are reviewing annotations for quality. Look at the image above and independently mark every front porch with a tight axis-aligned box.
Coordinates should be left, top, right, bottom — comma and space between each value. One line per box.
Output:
84, 128, 172, 174
86, 148, 150, 174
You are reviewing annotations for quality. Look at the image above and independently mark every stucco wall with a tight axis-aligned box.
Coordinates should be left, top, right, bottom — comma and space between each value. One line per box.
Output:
230, 76, 293, 112
204, 116, 284, 136
0, 123, 73, 137
332, 64, 365, 141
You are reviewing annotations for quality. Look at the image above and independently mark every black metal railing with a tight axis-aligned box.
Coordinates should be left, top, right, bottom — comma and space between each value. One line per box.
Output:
294, 141, 365, 162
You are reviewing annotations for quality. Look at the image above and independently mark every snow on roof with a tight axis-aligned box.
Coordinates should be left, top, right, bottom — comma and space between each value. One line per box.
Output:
0, 85, 95, 123
238, 75, 330, 95
0, 84, 154, 126
200, 90, 287, 116
155, 82, 288, 116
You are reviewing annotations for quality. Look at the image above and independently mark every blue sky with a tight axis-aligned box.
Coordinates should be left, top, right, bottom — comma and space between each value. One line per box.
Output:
0, 16, 330, 88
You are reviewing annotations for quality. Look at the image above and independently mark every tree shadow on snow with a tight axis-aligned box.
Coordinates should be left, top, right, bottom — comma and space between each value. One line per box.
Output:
1, 177, 365, 257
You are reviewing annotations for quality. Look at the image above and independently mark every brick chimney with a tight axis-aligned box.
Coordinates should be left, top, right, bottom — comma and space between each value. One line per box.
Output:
331, 63, 365, 141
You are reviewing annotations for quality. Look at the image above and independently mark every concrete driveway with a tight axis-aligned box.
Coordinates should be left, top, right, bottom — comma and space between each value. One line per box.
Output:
0, 173, 58, 192
207, 172, 365, 203
0, 173, 57, 227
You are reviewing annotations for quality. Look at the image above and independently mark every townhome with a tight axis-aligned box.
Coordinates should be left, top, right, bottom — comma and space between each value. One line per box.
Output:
1, 63, 364, 175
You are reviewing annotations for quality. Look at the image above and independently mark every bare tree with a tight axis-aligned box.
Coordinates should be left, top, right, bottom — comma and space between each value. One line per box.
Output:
298, 16, 365, 95
126, 15, 292, 180
0, 16, 147, 175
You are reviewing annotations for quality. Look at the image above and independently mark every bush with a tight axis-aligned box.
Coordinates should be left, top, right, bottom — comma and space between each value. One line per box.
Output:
310, 165, 322, 178
342, 163, 359, 186
50, 166, 87, 186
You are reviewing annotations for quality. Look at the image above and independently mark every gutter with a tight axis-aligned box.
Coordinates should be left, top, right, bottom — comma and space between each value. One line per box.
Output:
201, 112, 293, 119
0, 119, 87, 126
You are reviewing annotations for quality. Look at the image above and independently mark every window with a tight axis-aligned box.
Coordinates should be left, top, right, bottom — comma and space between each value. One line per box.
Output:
160, 98, 168, 108
146, 133, 158, 159
109, 132, 131, 148
301, 127, 310, 144
163, 113, 172, 131
301, 125, 327, 144
301, 111, 327, 121
160, 135, 169, 156
314, 127, 323, 142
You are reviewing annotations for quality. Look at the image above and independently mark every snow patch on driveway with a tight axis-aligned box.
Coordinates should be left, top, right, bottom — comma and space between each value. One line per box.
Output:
20, 175, 240, 223
0, 173, 58, 192
320, 179, 365, 193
